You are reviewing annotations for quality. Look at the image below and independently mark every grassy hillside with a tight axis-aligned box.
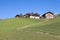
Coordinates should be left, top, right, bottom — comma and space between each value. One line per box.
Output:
0, 18, 40, 31
0, 17, 60, 40
25, 17, 60, 35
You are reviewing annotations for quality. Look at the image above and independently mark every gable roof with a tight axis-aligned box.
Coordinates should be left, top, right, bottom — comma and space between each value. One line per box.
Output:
42, 11, 54, 18
45, 11, 54, 15
15, 15, 20, 18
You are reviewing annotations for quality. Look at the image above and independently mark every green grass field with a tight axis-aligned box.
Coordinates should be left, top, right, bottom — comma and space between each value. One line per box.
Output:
25, 17, 60, 35
0, 17, 60, 40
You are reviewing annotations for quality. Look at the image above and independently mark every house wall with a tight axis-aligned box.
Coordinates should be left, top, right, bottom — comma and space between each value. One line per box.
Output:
15, 16, 20, 18
45, 13, 54, 19
30, 16, 40, 19
30, 16, 35, 19
34, 16, 40, 19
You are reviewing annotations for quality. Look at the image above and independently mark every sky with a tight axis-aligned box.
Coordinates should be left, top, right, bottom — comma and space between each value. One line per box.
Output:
0, 0, 60, 19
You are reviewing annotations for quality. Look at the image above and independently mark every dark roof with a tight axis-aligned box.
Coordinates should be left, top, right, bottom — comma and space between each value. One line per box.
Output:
46, 12, 54, 15
15, 15, 20, 17
42, 11, 54, 18
33, 13, 40, 16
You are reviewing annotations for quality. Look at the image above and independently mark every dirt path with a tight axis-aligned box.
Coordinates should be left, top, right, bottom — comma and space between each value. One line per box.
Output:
16, 22, 41, 30
16, 20, 48, 30
16, 19, 60, 39
22, 30, 60, 39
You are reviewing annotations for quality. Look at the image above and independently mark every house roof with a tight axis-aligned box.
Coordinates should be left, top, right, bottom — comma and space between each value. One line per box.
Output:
42, 11, 54, 18
45, 12, 54, 15
15, 15, 20, 17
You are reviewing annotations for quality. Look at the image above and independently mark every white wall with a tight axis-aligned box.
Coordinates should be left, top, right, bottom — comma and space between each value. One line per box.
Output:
46, 15, 54, 19
30, 16, 35, 19
30, 16, 40, 19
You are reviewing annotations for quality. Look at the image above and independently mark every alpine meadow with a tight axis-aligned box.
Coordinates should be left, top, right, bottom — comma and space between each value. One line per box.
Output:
0, 16, 60, 40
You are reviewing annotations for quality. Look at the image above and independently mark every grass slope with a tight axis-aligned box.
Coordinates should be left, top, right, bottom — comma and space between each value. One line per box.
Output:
0, 17, 60, 40
0, 18, 40, 31
25, 17, 60, 35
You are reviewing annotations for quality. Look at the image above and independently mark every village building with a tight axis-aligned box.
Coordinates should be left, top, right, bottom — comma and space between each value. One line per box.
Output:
24, 13, 40, 19
30, 13, 40, 19
24, 13, 31, 18
15, 15, 20, 18
42, 12, 54, 19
